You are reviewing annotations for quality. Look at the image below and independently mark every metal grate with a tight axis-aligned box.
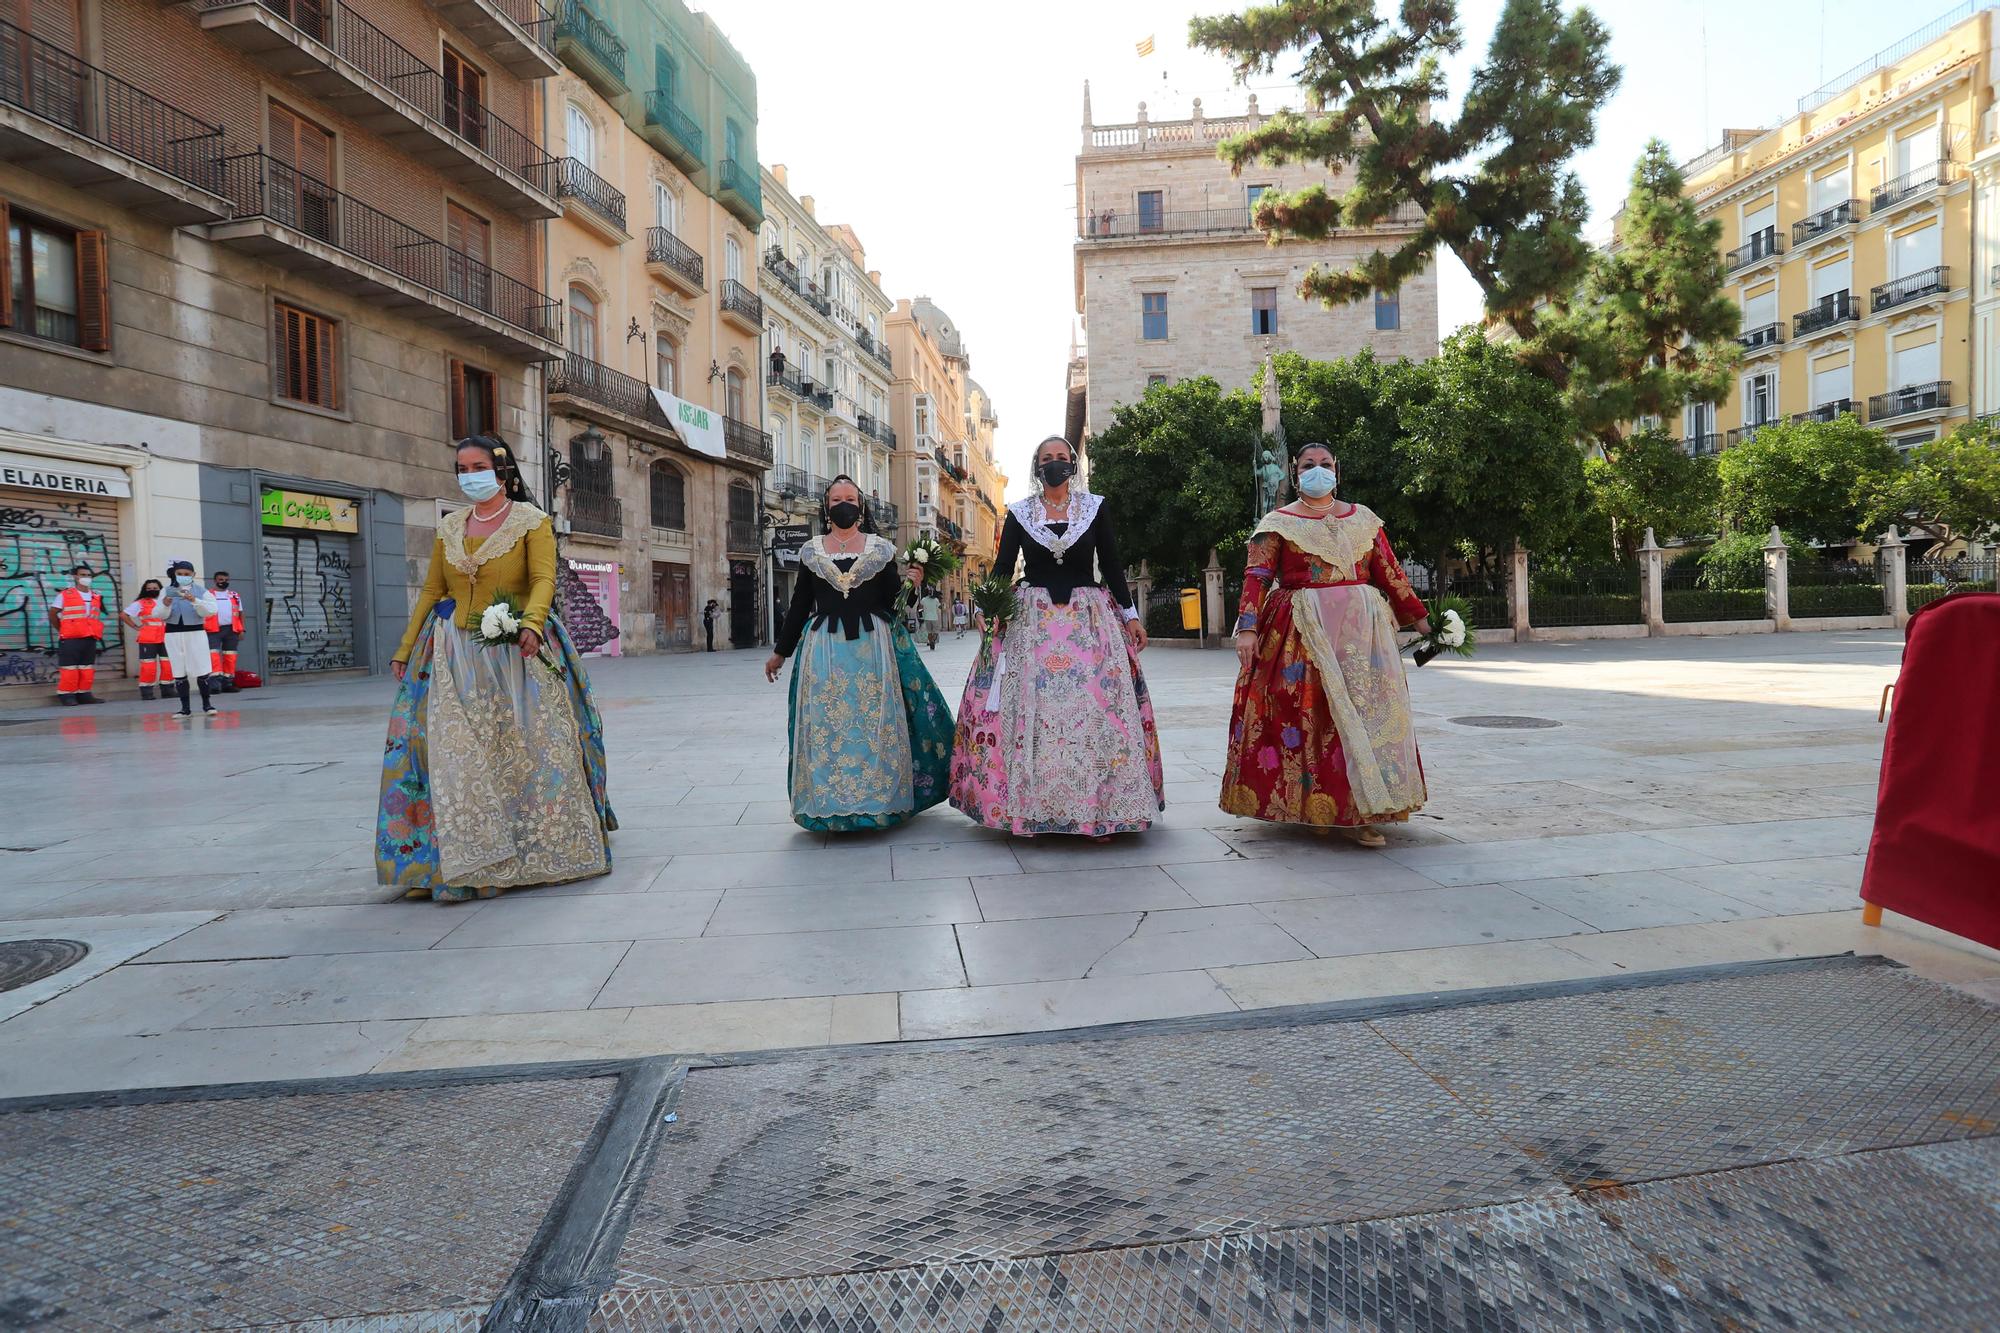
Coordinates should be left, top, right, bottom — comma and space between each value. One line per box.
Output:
0, 939, 88, 993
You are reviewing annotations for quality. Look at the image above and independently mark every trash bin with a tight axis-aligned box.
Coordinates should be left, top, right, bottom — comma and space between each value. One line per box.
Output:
1179, 588, 1202, 632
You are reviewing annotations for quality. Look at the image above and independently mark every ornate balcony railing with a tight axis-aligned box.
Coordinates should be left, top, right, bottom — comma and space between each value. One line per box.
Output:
1792, 199, 1860, 244
1792, 398, 1860, 425
767, 362, 809, 398
1793, 290, 1856, 337
1871, 265, 1949, 313
853, 325, 892, 371
554, 156, 624, 231
645, 226, 703, 289
939, 515, 965, 542
1868, 380, 1950, 422
549, 351, 656, 420
724, 414, 773, 466
0, 18, 225, 195
1724, 420, 1778, 448
1872, 160, 1959, 212
933, 447, 968, 482
201, 0, 553, 199
866, 497, 898, 530
218, 152, 558, 337
1725, 227, 1782, 272
553, 0, 624, 86
1681, 433, 1721, 457
720, 277, 763, 327
717, 156, 760, 219
567, 487, 622, 537
1737, 322, 1781, 352
643, 89, 703, 165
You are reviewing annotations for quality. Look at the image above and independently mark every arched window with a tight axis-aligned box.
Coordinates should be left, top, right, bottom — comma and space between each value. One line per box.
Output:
566, 103, 595, 169
653, 181, 678, 234
724, 235, 742, 284
567, 285, 598, 360
655, 333, 678, 395
649, 460, 686, 530
800, 428, 816, 475
726, 367, 745, 419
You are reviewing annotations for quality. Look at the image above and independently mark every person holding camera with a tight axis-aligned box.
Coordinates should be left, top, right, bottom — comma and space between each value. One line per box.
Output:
158, 558, 220, 717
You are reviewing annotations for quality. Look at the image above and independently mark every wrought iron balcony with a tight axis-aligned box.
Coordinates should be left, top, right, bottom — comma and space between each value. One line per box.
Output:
719, 278, 763, 332
724, 415, 773, 467
1681, 433, 1721, 458
1793, 290, 1856, 338
933, 447, 968, 483
553, 0, 624, 96
214, 152, 560, 357
645, 226, 703, 295
1868, 380, 1951, 422
1792, 199, 1860, 245
554, 156, 625, 235
199, 0, 556, 216
853, 325, 892, 372
642, 90, 703, 174
767, 361, 813, 400
1078, 206, 1257, 239
1725, 227, 1782, 273
1871, 265, 1949, 313
1724, 421, 1776, 448
549, 351, 658, 422
1737, 322, 1782, 352
1872, 161, 1959, 213
856, 411, 897, 445
866, 497, 898, 530
769, 466, 818, 499
0, 19, 228, 223
726, 518, 759, 553
1792, 399, 1861, 425
567, 487, 622, 538
718, 156, 761, 225
938, 515, 965, 542
419, 0, 557, 78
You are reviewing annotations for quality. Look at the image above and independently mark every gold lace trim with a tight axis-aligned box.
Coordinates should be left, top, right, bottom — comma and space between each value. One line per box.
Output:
1251, 505, 1382, 577
442, 502, 547, 577
800, 535, 895, 595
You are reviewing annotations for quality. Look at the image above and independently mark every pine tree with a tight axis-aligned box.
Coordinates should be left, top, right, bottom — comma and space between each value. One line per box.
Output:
1539, 140, 1741, 452
1189, 0, 1620, 361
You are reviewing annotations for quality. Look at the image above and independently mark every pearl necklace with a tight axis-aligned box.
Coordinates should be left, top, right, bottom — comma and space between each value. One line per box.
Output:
470, 497, 513, 525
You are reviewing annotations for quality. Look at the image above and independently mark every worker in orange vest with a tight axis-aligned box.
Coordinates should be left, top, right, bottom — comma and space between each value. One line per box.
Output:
51, 563, 107, 707
121, 577, 170, 700
208, 569, 245, 693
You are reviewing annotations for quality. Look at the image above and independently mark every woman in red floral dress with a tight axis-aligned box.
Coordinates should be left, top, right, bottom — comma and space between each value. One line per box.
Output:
1220, 444, 1432, 847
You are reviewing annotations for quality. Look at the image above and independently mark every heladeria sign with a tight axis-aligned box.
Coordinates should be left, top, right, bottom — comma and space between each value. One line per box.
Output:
0, 450, 133, 498
650, 387, 726, 459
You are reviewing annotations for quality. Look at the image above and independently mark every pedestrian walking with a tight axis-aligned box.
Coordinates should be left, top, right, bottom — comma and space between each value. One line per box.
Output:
377, 435, 616, 902
207, 570, 245, 692
1221, 444, 1432, 846
121, 578, 169, 700
921, 590, 943, 649
51, 564, 107, 706
158, 559, 219, 716
952, 597, 970, 639
702, 598, 720, 652
950, 435, 1163, 838
763, 476, 953, 831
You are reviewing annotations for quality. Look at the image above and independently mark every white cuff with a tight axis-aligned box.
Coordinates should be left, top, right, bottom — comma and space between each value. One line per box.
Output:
1121, 606, 1140, 623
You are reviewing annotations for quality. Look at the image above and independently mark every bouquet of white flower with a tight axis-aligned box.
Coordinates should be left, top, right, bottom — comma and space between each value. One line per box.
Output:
896, 532, 961, 610
1406, 596, 1476, 667
476, 592, 525, 646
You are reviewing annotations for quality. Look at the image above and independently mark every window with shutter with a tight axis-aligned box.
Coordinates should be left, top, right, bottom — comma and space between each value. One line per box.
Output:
3, 207, 99, 349
268, 102, 336, 240
449, 358, 498, 438
275, 301, 340, 409
75, 230, 109, 352
442, 47, 486, 149
445, 203, 491, 310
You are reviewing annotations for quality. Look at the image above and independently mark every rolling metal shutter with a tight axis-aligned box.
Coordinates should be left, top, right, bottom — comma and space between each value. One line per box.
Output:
260, 528, 357, 674
0, 486, 126, 689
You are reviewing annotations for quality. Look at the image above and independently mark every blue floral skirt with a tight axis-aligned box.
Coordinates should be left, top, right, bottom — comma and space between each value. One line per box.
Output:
786, 619, 953, 832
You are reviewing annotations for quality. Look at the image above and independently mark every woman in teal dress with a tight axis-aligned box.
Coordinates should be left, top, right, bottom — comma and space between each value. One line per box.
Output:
763, 476, 954, 830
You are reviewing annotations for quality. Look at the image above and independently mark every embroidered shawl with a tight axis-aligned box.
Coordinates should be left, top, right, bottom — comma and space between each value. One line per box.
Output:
441, 501, 547, 577
1009, 491, 1104, 561
1251, 504, 1384, 576
799, 534, 896, 595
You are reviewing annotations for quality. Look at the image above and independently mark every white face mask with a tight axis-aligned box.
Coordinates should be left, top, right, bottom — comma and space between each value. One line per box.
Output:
75, 574, 93, 588
175, 574, 194, 588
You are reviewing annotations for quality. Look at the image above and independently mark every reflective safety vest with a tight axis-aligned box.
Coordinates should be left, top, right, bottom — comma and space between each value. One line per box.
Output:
132, 597, 167, 645
57, 588, 104, 639
213, 588, 244, 633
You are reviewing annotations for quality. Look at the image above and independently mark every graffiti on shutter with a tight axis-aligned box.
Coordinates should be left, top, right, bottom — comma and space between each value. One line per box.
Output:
0, 488, 124, 686
262, 530, 356, 673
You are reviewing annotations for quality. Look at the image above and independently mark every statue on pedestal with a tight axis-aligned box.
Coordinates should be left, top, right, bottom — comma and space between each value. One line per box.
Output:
1255, 446, 1286, 517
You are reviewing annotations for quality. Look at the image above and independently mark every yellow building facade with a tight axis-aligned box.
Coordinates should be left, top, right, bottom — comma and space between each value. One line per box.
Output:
960, 380, 1008, 582
1684, 9, 1989, 452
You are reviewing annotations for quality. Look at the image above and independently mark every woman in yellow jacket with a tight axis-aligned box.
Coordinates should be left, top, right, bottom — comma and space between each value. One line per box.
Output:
376, 436, 616, 902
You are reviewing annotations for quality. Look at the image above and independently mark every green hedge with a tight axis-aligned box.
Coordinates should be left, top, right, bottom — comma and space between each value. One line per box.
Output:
1790, 583, 1885, 617
1146, 600, 1200, 638
1909, 579, 1996, 611
1530, 592, 1642, 626
1664, 587, 1765, 622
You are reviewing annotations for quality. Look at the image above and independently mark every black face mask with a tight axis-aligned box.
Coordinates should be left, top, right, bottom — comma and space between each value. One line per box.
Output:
215, 580, 230, 589
141, 587, 161, 600
1037, 459, 1075, 488
827, 501, 863, 530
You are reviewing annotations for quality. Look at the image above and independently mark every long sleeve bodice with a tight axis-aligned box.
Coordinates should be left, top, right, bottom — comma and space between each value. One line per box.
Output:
775, 555, 904, 657
1235, 511, 1427, 632
394, 508, 557, 663
993, 510, 1134, 609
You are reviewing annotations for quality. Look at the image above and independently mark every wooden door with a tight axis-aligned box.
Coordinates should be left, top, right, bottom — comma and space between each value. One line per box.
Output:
445, 202, 491, 311
441, 46, 485, 148
654, 562, 691, 649
268, 103, 335, 239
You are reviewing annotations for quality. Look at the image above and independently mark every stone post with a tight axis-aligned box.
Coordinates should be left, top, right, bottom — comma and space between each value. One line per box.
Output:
1508, 546, 1531, 640
1638, 528, 1665, 636
1131, 559, 1153, 623
1203, 548, 1226, 642
1764, 526, 1790, 630
1879, 526, 1909, 628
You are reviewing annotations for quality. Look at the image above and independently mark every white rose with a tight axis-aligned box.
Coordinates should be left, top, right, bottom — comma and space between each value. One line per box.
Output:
498, 606, 519, 633
914, 549, 930, 565
1443, 609, 1464, 630
480, 605, 506, 639
1441, 625, 1466, 647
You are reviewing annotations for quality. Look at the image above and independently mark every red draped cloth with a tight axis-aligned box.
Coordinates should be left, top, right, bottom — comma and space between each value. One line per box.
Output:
1861, 591, 2000, 948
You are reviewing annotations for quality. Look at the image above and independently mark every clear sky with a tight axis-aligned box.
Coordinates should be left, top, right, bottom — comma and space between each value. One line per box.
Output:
703, 0, 1960, 495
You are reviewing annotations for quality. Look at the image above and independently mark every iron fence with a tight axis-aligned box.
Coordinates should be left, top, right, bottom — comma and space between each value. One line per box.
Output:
1788, 555, 1884, 617
1662, 558, 1765, 622
1528, 562, 1643, 627
720, 278, 762, 326
219, 153, 559, 337
1871, 160, 1958, 212
1792, 199, 1859, 244
1794, 290, 1857, 337
554, 156, 624, 231
645, 226, 703, 289
1907, 554, 1998, 613
1406, 565, 1509, 631
724, 415, 772, 466
718, 157, 760, 216
1871, 265, 1949, 312
0, 19, 225, 194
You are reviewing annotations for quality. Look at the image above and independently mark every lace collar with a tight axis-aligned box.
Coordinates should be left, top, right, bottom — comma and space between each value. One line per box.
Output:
441, 501, 546, 577
799, 534, 895, 595
1251, 503, 1383, 575
1009, 491, 1103, 564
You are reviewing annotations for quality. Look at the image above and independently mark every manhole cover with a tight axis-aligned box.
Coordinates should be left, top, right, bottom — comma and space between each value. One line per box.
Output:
1449, 715, 1563, 729
0, 939, 90, 993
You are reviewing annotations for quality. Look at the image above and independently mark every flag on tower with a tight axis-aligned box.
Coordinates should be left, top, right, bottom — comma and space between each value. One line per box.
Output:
1136, 35, 1155, 57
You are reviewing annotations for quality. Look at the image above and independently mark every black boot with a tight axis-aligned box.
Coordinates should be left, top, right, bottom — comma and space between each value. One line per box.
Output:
79, 693, 103, 705
175, 679, 192, 716
199, 679, 216, 714
58, 695, 76, 707
140, 685, 156, 701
